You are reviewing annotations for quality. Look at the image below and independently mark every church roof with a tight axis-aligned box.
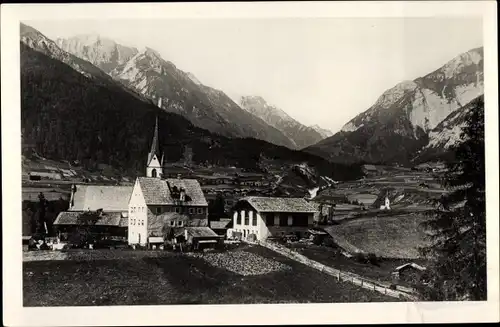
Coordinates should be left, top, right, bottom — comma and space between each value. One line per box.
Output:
137, 177, 208, 206
69, 185, 133, 212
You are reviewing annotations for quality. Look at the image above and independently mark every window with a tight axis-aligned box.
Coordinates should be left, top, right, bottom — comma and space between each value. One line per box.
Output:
236, 212, 241, 225
170, 220, 175, 226
141, 220, 144, 226
197, 208, 203, 214
175, 207, 181, 213
265, 213, 274, 226
252, 211, 257, 226
279, 214, 288, 227
244, 212, 249, 226
189, 208, 194, 214
156, 207, 162, 214
177, 220, 183, 227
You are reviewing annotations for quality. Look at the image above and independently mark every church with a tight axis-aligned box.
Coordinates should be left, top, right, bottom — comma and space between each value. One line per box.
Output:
127, 116, 217, 247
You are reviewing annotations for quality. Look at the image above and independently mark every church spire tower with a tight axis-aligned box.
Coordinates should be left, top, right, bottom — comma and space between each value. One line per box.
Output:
146, 114, 163, 178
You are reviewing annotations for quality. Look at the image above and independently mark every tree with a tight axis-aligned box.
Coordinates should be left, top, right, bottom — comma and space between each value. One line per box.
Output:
208, 193, 227, 220
34, 192, 48, 235
420, 97, 486, 301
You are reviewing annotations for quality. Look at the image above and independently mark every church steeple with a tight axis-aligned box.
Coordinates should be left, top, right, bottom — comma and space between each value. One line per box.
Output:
146, 114, 163, 178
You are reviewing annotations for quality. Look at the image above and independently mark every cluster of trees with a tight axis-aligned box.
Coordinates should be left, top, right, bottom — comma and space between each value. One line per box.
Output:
420, 97, 486, 301
23, 193, 68, 238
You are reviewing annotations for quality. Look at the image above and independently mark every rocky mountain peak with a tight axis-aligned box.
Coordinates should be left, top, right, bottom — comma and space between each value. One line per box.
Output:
307, 46, 484, 165
239, 95, 327, 149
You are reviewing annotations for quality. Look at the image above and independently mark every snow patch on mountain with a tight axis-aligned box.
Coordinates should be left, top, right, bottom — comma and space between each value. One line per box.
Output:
410, 88, 457, 131
427, 124, 465, 149
341, 122, 362, 133
310, 124, 333, 138
455, 82, 484, 107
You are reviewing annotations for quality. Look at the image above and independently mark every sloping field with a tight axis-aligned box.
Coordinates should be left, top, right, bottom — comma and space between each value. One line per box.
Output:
325, 214, 431, 259
23, 245, 394, 306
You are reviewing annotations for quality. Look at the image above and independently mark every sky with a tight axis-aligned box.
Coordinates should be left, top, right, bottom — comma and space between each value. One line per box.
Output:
27, 17, 483, 133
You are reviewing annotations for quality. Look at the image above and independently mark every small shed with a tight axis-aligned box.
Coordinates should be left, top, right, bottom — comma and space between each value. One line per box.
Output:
176, 227, 223, 250
392, 262, 427, 284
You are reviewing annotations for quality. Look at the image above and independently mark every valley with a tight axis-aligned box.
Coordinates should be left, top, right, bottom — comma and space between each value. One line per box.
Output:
17, 20, 486, 306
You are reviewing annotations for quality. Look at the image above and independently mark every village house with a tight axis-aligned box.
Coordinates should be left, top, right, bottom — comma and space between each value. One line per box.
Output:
53, 184, 133, 240
230, 196, 318, 242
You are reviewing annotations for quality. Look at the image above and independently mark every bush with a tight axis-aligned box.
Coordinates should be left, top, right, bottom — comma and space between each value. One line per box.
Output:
353, 252, 367, 263
367, 253, 380, 266
322, 237, 336, 248
312, 235, 323, 245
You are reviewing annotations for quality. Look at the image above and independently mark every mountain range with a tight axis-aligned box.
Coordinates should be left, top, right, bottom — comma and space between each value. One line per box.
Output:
56, 33, 321, 149
20, 23, 362, 181
21, 22, 483, 171
306, 47, 484, 164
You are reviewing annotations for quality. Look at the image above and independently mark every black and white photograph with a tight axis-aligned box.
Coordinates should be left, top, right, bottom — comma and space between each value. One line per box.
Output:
2, 1, 499, 326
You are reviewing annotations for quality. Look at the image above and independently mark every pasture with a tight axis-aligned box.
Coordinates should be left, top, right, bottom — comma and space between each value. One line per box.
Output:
23, 245, 395, 306
325, 214, 431, 259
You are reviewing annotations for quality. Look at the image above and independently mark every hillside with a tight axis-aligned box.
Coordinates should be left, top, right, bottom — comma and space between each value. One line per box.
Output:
21, 43, 363, 181
306, 47, 484, 165
239, 95, 325, 149
413, 96, 484, 163
56, 34, 296, 149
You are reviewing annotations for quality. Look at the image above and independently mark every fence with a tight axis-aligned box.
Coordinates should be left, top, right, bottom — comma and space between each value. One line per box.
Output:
257, 240, 419, 301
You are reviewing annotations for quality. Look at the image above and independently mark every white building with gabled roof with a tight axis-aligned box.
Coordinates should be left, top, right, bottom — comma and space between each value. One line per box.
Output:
231, 196, 318, 241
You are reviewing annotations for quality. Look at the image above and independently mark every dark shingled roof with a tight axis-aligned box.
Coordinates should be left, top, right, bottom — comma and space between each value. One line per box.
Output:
210, 219, 232, 229
185, 227, 219, 238
137, 177, 207, 206
54, 211, 127, 227
240, 196, 318, 213
69, 185, 133, 211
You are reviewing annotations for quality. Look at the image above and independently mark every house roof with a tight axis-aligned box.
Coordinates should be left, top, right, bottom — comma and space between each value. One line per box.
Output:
54, 211, 126, 227
395, 262, 427, 272
363, 164, 377, 171
184, 227, 219, 238
239, 196, 318, 213
210, 219, 232, 229
137, 177, 207, 206
69, 185, 133, 211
